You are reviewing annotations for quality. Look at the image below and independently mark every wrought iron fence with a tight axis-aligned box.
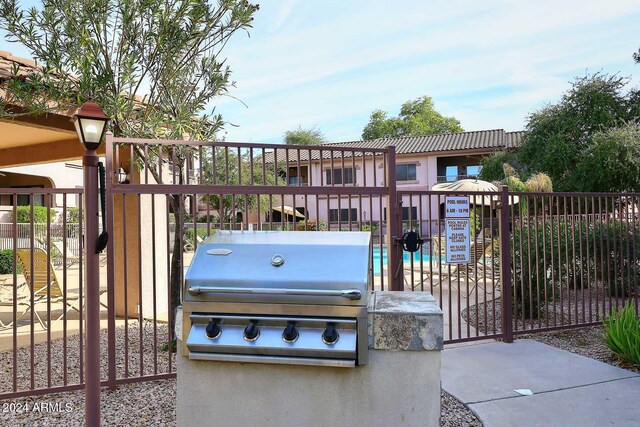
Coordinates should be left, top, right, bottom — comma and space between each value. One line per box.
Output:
3, 137, 640, 400
0, 188, 88, 399
398, 189, 640, 343
102, 135, 398, 391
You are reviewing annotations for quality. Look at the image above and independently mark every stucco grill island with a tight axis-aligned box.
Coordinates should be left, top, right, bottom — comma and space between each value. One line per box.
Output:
181, 230, 371, 368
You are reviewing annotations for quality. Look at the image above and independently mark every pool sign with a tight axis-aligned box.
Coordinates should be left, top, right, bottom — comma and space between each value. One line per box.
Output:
445, 219, 470, 264
444, 196, 471, 264
445, 196, 470, 218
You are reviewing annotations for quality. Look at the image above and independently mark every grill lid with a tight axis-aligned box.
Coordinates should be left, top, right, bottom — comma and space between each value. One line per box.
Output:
184, 231, 371, 306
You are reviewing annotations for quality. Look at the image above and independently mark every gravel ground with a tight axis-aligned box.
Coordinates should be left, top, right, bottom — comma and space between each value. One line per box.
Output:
0, 320, 483, 426
0, 379, 176, 426
0, 320, 175, 394
462, 283, 632, 335
520, 325, 639, 373
1, 320, 176, 426
441, 391, 483, 427
3, 380, 484, 426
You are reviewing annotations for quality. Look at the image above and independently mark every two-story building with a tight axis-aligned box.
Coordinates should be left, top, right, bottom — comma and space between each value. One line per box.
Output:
260, 129, 524, 235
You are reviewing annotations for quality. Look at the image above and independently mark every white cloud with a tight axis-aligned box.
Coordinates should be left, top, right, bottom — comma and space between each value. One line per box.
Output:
212, 0, 640, 142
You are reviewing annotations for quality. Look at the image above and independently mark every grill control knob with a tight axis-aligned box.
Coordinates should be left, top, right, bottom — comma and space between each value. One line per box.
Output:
243, 321, 260, 341
205, 320, 221, 340
282, 322, 299, 343
322, 324, 339, 345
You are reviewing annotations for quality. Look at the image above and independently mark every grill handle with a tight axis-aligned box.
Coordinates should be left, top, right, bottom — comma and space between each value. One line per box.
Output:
187, 286, 362, 300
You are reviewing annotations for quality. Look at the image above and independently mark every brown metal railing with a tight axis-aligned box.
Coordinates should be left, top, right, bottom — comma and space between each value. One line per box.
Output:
0, 188, 87, 399
3, 138, 640, 399
509, 192, 639, 337
102, 135, 401, 389
398, 188, 640, 343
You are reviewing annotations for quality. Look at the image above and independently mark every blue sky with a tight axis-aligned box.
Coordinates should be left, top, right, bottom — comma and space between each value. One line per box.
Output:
218, 0, 640, 143
2, 1, 640, 144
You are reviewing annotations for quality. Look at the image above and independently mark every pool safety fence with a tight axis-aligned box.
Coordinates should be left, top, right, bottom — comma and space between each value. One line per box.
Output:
0, 136, 638, 402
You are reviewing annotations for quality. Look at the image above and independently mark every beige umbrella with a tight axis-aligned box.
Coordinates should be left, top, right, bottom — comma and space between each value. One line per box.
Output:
272, 205, 306, 219
431, 179, 519, 206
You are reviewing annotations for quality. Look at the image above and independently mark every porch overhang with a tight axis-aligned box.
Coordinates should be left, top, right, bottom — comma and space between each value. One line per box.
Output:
0, 110, 105, 167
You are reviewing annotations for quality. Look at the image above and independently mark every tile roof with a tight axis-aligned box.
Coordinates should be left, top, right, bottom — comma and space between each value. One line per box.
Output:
323, 129, 523, 154
0, 51, 147, 110
0, 51, 42, 80
263, 129, 524, 163
505, 131, 527, 148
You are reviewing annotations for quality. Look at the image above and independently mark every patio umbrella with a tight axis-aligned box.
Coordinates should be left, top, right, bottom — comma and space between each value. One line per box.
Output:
272, 205, 306, 219
431, 179, 519, 206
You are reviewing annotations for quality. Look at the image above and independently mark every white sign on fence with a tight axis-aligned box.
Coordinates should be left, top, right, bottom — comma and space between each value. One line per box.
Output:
445, 196, 470, 218
445, 219, 470, 264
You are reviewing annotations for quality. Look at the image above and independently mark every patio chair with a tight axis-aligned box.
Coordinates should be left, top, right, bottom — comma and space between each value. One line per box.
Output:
405, 259, 459, 291
0, 248, 106, 331
52, 241, 81, 268
465, 239, 501, 297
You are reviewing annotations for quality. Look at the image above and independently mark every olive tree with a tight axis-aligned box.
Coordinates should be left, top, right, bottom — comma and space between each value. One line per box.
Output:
0, 0, 259, 323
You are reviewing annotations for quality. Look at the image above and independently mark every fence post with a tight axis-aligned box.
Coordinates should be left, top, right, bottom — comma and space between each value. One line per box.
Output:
105, 132, 117, 390
83, 139, 102, 426
499, 185, 513, 343
386, 145, 404, 291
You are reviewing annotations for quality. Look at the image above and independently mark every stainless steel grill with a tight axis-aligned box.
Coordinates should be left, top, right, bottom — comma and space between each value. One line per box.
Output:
182, 230, 371, 368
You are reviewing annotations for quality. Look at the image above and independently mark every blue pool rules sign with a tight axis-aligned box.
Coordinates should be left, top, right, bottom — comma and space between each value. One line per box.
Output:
445, 196, 471, 264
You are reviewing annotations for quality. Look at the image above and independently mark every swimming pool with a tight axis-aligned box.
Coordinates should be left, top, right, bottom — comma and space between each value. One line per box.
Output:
371, 247, 441, 275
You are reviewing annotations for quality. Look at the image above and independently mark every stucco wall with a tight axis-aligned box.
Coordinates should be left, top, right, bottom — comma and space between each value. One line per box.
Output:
177, 348, 440, 427
177, 291, 443, 427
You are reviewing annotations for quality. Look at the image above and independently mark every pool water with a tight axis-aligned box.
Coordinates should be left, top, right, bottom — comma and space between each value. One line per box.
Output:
371, 247, 441, 275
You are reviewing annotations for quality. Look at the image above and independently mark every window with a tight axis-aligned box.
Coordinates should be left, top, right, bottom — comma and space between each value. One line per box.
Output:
445, 166, 458, 182
466, 165, 481, 177
396, 164, 417, 181
287, 166, 308, 185
325, 168, 354, 185
9, 186, 45, 207
329, 208, 357, 222
383, 207, 418, 221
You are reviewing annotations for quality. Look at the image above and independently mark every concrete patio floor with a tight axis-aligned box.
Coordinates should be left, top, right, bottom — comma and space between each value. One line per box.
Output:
442, 339, 640, 427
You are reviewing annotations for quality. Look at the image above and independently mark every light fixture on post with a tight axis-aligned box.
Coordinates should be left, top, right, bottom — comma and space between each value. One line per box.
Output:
72, 98, 109, 427
117, 166, 129, 184
72, 99, 110, 151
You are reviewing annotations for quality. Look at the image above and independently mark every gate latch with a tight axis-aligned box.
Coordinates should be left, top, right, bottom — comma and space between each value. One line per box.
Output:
400, 230, 424, 253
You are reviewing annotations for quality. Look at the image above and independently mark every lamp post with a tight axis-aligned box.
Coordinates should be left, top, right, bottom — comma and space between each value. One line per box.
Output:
73, 99, 109, 427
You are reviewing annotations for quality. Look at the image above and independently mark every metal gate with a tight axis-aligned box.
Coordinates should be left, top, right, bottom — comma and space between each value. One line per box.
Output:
3, 135, 639, 400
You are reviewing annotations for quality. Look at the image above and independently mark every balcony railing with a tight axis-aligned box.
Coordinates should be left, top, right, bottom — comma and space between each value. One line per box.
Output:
436, 174, 480, 183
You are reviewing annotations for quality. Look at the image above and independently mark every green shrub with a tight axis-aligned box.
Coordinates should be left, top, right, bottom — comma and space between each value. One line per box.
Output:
294, 220, 327, 231
512, 218, 640, 320
13, 206, 54, 223
65, 207, 82, 223
524, 173, 553, 192
361, 222, 379, 233
603, 303, 640, 367
185, 228, 214, 242
502, 175, 526, 192
196, 215, 219, 224
469, 208, 483, 236
511, 220, 564, 319
0, 250, 22, 274
583, 220, 640, 298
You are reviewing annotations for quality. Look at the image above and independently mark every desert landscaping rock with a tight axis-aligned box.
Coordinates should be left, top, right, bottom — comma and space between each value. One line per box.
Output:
0, 320, 483, 426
